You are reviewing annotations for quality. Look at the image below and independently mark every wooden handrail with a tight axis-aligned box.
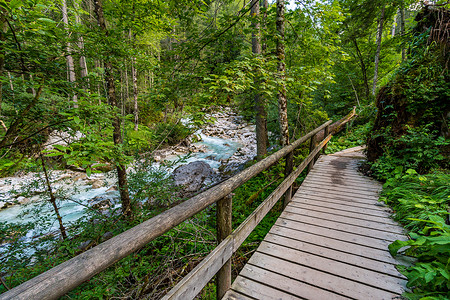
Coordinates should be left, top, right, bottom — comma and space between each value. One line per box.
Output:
0, 120, 332, 300
163, 134, 332, 299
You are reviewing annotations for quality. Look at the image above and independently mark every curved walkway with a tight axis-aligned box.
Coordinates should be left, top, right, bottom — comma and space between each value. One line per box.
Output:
224, 147, 408, 300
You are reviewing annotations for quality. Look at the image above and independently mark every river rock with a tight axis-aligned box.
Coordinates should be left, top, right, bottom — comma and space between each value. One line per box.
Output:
172, 161, 217, 197
88, 192, 119, 210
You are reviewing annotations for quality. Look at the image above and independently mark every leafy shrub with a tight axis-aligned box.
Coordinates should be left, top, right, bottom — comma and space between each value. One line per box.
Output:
381, 170, 450, 299
370, 126, 449, 179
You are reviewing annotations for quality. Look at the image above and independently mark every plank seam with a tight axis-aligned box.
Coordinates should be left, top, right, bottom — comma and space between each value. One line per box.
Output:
286, 202, 402, 229
252, 251, 403, 296
281, 210, 405, 237
264, 236, 406, 279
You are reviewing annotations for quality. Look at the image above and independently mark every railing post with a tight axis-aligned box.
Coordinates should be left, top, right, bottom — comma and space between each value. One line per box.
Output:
322, 124, 330, 154
283, 151, 293, 208
307, 134, 316, 172
216, 194, 232, 299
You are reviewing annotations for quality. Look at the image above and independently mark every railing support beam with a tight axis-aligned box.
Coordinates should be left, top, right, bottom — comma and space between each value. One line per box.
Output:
308, 134, 316, 172
216, 194, 232, 299
323, 125, 330, 154
283, 151, 293, 208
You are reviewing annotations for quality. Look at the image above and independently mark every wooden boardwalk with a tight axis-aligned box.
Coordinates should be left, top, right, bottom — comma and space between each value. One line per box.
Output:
223, 147, 408, 300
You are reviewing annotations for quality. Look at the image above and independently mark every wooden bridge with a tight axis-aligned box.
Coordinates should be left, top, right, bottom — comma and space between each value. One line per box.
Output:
223, 148, 408, 299
1, 112, 409, 300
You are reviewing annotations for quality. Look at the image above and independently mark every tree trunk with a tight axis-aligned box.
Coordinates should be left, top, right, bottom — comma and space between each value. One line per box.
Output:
352, 38, 370, 100
0, 12, 7, 117
372, 5, 385, 96
94, 0, 132, 218
252, 0, 268, 159
132, 57, 138, 131
400, 3, 406, 61
40, 153, 67, 240
74, 0, 88, 80
62, 0, 78, 108
262, 0, 269, 53
276, 0, 289, 146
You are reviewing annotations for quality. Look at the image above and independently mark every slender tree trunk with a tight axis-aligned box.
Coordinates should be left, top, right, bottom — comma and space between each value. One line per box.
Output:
40, 152, 67, 240
62, 0, 78, 108
352, 37, 370, 100
132, 57, 138, 131
252, 0, 268, 159
400, 3, 406, 61
94, 0, 132, 218
372, 5, 385, 96
262, 0, 269, 53
276, 0, 289, 146
0, 13, 7, 117
74, 0, 88, 80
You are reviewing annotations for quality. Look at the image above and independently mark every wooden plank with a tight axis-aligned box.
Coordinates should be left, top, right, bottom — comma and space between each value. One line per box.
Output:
256, 241, 407, 293
264, 234, 405, 278
302, 176, 381, 191
231, 135, 331, 251
281, 211, 405, 242
292, 192, 391, 212
300, 182, 381, 198
284, 205, 405, 234
303, 175, 381, 188
269, 226, 400, 264
231, 276, 303, 300
309, 168, 371, 178
216, 195, 233, 299
294, 187, 380, 203
247, 252, 402, 299
309, 168, 374, 179
289, 201, 398, 225
291, 194, 392, 216
275, 217, 396, 250
222, 290, 256, 300
237, 264, 349, 300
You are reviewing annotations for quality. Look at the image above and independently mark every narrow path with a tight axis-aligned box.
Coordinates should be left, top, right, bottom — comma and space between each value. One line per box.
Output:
223, 147, 408, 300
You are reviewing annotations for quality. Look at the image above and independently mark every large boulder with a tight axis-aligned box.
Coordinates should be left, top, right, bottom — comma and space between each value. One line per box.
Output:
172, 161, 217, 197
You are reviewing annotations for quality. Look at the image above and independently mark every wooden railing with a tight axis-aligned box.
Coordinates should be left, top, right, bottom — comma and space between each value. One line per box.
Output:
0, 119, 335, 300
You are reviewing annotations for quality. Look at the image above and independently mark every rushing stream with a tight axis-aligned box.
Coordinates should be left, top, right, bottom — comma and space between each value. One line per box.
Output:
0, 109, 256, 250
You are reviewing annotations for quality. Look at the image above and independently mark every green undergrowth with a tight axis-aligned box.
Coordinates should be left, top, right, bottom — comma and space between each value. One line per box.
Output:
0, 146, 311, 299
324, 122, 371, 154
380, 170, 450, 299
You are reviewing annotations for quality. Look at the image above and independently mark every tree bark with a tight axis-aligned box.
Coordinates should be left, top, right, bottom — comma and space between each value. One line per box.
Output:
400, 3, 406, 61
0, 13, 7, 117
131, 56, 138, 130
352, 37, 370, 100
62, 0, 78, 108
372, 5, 385, 96
276, 0, 289, 146
262, 0, 269, 53
252, 0, 268, 159
94, 0, 132, 218
40, 152, 67, 240
74, 0, 88, 80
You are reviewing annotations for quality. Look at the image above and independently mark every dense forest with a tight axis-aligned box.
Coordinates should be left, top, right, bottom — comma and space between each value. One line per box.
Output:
0, 0, 449, 299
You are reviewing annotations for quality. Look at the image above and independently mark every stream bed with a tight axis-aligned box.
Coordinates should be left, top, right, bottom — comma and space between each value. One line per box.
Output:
0, 108, 256, 243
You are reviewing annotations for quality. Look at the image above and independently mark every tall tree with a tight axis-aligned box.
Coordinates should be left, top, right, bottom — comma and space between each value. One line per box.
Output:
252, 0, 268, 158
372, 4, 386, 96
62, 0, 78, 107
276, 0, 289, 146
94, 0, 132, 217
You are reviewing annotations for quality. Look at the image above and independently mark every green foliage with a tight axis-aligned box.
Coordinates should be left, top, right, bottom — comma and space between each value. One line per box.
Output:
381, 170, 450, 299
370, 126, 449, 179
325, 122, 371, 154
